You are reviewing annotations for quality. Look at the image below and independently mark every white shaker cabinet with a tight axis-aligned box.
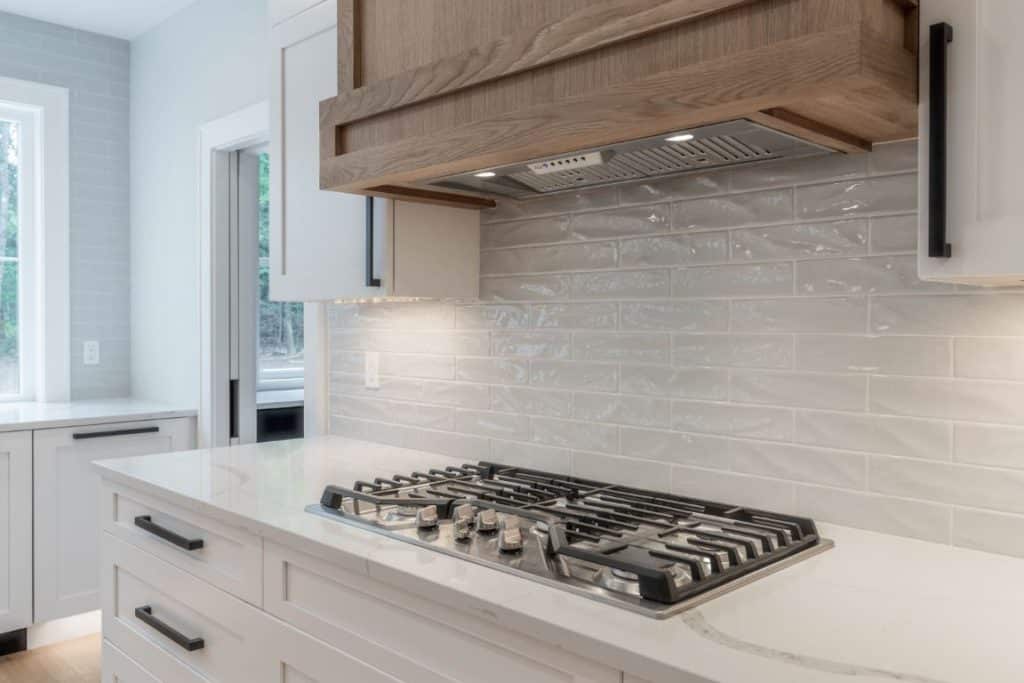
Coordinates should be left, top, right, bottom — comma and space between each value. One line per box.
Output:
0, 431, 31, 633
269, 0, 479, 303
919, 0, 1024, 285
268, 0, 323, 26
34, 418, 196, 622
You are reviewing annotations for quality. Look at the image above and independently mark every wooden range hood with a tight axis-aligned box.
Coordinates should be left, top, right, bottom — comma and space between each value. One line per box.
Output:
319, 0, 919, 208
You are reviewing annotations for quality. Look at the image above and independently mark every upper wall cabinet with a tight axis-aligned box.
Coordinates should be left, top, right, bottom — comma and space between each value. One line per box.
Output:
318, 0, 920, 207
918, 0, 1024, 286
269, 0, 324, 25
270, 0, 480, 302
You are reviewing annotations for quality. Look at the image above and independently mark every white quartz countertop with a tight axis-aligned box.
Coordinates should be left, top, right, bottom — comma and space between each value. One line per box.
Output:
94, 436, 1022, 683
0, 398, 196, 432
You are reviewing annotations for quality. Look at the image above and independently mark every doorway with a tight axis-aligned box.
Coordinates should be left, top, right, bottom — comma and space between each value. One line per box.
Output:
233, 146, 304, 443
198, 102, 321, 448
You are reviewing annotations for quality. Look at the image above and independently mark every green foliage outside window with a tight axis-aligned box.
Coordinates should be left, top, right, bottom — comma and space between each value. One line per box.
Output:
258, 152, 304, 367
0, 120, 20, 394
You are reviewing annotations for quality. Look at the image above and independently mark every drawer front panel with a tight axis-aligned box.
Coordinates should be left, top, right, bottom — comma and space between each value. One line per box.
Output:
103, 639, 208, 683
266, 615, 405, 683
103, 533, 263, 683
264, 542, 619, 683
103, 483, 262, 605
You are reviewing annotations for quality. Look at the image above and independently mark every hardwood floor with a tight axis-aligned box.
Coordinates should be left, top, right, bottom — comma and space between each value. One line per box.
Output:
0, 634, 101, 683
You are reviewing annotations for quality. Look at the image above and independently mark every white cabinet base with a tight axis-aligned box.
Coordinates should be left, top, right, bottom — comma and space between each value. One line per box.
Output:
0, 432, 32, 633
100, 479, 630, 683
34, 418, 196, 623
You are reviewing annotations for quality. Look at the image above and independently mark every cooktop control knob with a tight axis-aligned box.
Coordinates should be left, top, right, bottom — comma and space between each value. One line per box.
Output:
416, 505, 439, 530
453, 504, 476, 525
476, 508, 498, 532
453, 516, 472, 542
497, 528, 524, 552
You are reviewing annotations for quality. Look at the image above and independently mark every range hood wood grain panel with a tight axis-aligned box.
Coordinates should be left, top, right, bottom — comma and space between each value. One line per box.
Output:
325, 0, 759, 127
320, 0, 919, 205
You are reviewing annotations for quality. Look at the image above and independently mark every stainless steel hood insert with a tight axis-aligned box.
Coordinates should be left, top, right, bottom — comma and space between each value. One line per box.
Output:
425, 119, 829, 200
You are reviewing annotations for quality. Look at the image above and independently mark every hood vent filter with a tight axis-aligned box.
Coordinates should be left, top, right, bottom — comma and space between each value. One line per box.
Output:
425, 119, 829, 200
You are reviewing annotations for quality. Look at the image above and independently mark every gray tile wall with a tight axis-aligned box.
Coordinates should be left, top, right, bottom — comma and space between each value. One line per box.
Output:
0, 11, 130, 398
329, 140, 1024, 559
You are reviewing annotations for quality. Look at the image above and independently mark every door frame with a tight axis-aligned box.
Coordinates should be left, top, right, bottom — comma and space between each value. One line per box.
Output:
197, 101, 327, 447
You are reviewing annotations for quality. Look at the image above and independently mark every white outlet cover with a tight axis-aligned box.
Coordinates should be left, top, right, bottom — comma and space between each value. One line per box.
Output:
83, 341, 100, 366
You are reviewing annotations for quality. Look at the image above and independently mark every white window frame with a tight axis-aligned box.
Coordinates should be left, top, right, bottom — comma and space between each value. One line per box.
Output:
0, 77, 70, 402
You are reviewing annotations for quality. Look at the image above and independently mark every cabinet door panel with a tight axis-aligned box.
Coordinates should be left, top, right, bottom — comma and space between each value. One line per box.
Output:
919, 0, 1024, 284
34, 418, 196, 622
268, 0, 323, 26
392, 200, 480, 299
270, 0, 383, 302
264, 542, 619, 683
0, 431, 31, 632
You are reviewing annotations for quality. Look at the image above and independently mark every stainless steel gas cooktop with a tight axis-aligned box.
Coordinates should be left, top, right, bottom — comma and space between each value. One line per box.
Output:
306, 461, 833, 619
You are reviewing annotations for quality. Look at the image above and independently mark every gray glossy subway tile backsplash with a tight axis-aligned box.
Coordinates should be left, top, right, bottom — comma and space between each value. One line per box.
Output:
0, 12, 131, 398
329, 141, 1024, 560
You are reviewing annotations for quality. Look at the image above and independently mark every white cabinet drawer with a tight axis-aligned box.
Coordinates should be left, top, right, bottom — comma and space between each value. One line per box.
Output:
265, 614, 404, 683
35, 416, 196, 621
103, 639, 209, 683
102, 482, 262, 605
264, 541, 620, 683
102, 533, 264, 683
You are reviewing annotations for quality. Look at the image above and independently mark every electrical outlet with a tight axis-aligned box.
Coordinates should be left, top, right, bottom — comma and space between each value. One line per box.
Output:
365, 351, 380, 389
83, 340, 100, 366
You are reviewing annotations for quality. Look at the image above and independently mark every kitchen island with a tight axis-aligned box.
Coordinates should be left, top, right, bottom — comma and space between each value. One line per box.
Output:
95, 436, 1020, 683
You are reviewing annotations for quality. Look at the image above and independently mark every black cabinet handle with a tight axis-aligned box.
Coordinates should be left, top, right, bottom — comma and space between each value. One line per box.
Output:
72, 426, 159, 440
134, 515, 204, 551
928, 22, 953, 258
135, 606, 205, 652
365, 196, 381, 287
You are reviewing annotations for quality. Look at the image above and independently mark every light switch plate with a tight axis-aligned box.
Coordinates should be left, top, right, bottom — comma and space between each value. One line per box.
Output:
365, 351, 380, 389
83, 341, 100, 366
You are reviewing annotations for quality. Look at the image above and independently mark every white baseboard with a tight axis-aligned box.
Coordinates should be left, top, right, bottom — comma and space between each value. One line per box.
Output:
27, 610, 101, 650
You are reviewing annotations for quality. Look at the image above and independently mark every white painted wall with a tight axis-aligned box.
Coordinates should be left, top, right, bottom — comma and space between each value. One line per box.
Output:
129, 0, 270, 406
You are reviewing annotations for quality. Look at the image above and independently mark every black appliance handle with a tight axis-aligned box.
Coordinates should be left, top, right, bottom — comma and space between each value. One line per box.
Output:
928, 22, 953, 258
72, 426, 159, 440
134, 515, 204, 551
134, 606, 205, 652
365, 196, 381, 287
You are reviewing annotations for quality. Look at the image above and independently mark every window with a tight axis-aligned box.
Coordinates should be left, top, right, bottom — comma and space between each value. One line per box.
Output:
0, 106, 36, 399
257, 152, 303, 392
0, 77, 70, 403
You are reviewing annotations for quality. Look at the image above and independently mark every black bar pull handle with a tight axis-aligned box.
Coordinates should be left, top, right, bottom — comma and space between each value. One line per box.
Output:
134, 515, 204, 551
929, 22, 953, 258
365, 196, 381, 287
135, 606, 205, 652
72, 426, 159, 440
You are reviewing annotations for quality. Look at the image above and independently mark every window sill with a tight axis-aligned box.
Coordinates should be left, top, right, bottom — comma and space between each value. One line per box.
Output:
257, 389, 304, 410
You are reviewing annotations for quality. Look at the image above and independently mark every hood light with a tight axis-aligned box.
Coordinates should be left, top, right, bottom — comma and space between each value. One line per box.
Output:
665, 133, 695, 143
474, 171, 497, 178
